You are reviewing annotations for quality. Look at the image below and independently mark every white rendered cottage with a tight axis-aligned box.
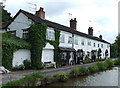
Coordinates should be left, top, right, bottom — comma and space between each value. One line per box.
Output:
6, 7, 110, 67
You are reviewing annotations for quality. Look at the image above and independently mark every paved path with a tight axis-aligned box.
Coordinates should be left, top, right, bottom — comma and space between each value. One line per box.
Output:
1, 58, 116, 84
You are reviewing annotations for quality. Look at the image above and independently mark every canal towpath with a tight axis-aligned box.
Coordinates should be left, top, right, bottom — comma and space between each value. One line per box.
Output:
1, 58, 116, 84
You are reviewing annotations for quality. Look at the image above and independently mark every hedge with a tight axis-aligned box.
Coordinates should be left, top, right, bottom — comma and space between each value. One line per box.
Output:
2, 37, 31, 71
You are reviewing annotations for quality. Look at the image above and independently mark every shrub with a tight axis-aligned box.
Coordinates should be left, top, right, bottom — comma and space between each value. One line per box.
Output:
2, 72, 43, 87
83, 55, 90, 63
104, 59, 114, 68
78, 66, 89, 76
54, 71, 68, 82
69, 68, 79, 78
23, 59, 31, 69
88, 65, 99, 73
96, 62, 106, 71
113, 58, 120, 66
13, 64, 25, 71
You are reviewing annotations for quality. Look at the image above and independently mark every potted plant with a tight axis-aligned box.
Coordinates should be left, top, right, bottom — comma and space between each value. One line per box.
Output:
43, 64, 46, 69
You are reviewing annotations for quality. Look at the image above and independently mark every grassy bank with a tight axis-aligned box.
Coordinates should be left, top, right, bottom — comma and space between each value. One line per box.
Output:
2, 58, 120, 87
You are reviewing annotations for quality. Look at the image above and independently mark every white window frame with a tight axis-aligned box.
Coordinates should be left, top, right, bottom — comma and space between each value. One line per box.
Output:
23, 30, 28, 39
60, 34, 65, 43
81, 39, 85, 45
88, 40, 91, 46
68, 36, 73, 44
75, 36, 78, 45
46, 31, 55, 40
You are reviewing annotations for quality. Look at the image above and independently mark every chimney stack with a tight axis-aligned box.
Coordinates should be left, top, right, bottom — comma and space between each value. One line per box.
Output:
88, 27, 93, 36
70, 18, 77, 30
99, 35, 102, 39
35, 7, 45, 19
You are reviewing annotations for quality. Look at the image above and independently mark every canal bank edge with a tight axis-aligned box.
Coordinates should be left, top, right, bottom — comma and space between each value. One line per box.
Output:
2, 58, 120, 87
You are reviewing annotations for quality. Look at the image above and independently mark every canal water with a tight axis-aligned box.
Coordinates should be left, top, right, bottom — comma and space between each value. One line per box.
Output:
48, 67, 118, 86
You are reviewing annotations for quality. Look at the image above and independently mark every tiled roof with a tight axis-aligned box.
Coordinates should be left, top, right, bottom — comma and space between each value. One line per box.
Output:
6, 9, 110, 44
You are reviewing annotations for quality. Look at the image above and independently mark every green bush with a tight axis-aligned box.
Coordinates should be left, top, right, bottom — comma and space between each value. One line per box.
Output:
54, 71, 68, 82
96, 62, 106, 71
104, 59, 114, 68
2, 72, 43, 87
13, 64, 25, 70
69, 68, 79, 78
78, 66, 89, 76
88, 65, 99, 73
23, 60, 31, 69
113, 58, 120, 66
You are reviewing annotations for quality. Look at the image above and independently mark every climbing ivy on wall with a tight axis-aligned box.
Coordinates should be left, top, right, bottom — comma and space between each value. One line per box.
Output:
27, 23, 47, 69
2, 32, 31, 70
27, 22, 60, 68
47, 28, 60, 65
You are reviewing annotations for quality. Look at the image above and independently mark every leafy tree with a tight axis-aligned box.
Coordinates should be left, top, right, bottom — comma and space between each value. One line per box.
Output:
0, 3, 12, 29
110, 43, 118, 58
115, 36, 120, 57
110, 36, 120, 58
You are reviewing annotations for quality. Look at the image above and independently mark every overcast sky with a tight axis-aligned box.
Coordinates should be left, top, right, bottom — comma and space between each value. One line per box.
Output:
1, 0, 119, 43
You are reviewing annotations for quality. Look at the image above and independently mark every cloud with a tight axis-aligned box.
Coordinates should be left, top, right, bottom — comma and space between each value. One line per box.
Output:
3, 0, 119, 43
95, 17, 111, 27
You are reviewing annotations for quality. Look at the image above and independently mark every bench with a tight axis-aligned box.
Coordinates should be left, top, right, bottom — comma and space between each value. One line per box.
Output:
44, 61, 55, 68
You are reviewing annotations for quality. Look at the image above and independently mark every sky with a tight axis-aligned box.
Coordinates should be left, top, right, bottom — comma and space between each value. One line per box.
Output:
1, 0, 119, 43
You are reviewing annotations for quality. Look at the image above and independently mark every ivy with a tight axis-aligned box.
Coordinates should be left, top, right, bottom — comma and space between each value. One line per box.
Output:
27, 23, 47, 69
2, 37, 31, 71
47, 28, 60, 65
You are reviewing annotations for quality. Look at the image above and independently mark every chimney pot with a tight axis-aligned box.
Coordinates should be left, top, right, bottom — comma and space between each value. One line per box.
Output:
35, 7, 45, 19
40, 7, 43, 11
88, 27, 93, 36
99, 35, 102, 39
70, 18, 77, 30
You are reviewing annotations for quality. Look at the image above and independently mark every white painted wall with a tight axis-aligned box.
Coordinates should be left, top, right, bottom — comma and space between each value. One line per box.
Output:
59, 30, 72, 48
12, 49, 31, 67
74, 34, 110, 59
8, 11, 110, 62
8, 12, 32, 38
41, 43, 54, 63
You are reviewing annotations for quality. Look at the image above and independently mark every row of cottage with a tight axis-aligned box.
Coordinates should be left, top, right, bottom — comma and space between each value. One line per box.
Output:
5, 7, 110, 67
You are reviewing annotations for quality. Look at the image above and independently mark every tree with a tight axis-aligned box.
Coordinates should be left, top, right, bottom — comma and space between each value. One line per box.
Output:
110, 36, 120, 58
0, 3, 12, 29
110, 43, 118, 58
115, 36, 120, 57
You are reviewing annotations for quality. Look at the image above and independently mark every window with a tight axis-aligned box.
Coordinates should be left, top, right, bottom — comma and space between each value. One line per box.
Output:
68, 36, 72, 44
81, 39, 84, 45
98, 44, 99, 47
46, 31, 55, 40
9, 30, 16, 35
94, 43, 95, 47
60, 34, 65, 43
23, 30, 28, 39
101, 44, 103, 48
88, 40, 91, 46
75, 37, 78, 45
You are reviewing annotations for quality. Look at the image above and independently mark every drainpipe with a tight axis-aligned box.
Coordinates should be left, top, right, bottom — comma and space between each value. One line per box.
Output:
72, 34, 74, 48
72, 34, 75, 62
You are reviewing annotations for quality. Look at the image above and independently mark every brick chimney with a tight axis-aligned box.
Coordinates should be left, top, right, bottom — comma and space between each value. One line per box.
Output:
70, 18, 77, 30
35, 7, 45, 19
88, 27, 93, 36
99, 35, 102, 39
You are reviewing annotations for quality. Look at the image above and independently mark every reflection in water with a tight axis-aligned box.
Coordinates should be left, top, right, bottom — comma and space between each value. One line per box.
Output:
48, 67, 118, 86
